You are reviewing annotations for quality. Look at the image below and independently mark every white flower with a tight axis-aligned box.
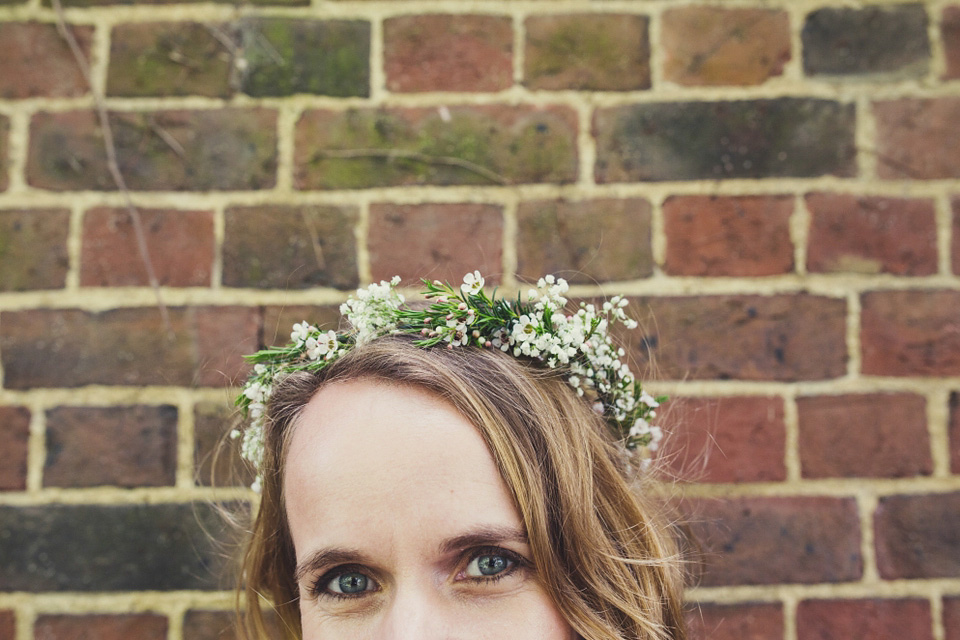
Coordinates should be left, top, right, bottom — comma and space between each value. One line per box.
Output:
306, 330, 339, 360
460, 270, 485, 296
639, 390, 660, 408
512, 315, 538, 343
290, 321, 313, 347
629, 418, 651, 439
445, 321, 469, 346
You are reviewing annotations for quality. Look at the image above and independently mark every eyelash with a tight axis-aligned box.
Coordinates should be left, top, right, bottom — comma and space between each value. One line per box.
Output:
308, 547, 526, 601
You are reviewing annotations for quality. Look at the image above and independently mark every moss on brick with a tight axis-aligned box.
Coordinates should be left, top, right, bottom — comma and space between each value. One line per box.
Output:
107, 23, 232, 98
295, 106, 577, 189
239, 19, 370, 97
0, 209, 70, 291
0, 116, 8, 192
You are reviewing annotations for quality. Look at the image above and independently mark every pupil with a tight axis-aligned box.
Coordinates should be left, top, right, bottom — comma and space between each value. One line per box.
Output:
338, 573, 367, 593
477, 555, 507, 575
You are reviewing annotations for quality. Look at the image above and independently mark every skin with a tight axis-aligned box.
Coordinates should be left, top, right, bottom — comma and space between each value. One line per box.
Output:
285, 379, 575, 640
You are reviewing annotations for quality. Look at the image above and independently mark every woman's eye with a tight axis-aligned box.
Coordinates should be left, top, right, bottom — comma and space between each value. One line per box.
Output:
464, 552, 515, 578
317, 570, 377, 598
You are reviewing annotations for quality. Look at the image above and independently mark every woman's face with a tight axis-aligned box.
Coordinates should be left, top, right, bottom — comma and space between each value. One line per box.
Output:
284, 380, 574, 640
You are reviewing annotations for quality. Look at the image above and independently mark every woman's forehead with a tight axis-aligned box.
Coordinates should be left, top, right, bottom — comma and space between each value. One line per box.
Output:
284, 380, 522, 554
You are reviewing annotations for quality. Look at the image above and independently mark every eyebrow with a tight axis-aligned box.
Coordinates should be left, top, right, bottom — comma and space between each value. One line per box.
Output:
293, 526, 529, 583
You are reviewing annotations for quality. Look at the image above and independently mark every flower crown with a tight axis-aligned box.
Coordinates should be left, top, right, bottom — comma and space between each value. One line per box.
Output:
235, 272, 665, 491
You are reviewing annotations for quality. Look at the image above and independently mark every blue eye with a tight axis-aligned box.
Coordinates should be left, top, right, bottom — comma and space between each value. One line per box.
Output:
326, 571, 374, 596
465, 553, 514, 578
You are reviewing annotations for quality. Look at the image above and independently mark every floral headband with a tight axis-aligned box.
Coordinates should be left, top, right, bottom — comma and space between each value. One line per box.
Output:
235, 272, 664, 491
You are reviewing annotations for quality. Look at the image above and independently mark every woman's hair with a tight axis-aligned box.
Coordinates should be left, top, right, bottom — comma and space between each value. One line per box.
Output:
239, 334, 687, 640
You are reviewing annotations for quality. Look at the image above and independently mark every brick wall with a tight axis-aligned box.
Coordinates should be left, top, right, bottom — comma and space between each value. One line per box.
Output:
0, 0, 958, 639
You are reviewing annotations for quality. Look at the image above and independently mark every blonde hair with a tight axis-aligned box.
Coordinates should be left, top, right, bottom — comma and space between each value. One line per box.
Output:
239, 335, 687, 640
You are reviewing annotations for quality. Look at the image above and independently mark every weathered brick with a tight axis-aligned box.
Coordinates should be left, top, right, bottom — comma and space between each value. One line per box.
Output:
262, 305, 342, 347
798, 393, 931, 479
195, 401, 252, 487
223, 205, 358, 290
183, 610, 280, 640
946, 7, 960, 80
663, 195, 794, 277
684, 497, 862, 586
953, 198, 960, 275
806, 194, 937, 275
946, 597, 960, 640
874, 98, 960, 179
239, 19, 370, 97
295, 106, 577, 189
35, 614, 167, 640
44, 405, 177, 488
28, 109, 277, 191
660, 397, 786, 483
107, 22, 232, 98
0, 209, 70, 291
0, 503, 236, 591
0, 306, 259, 389
802, 5, 930, 78
627, 295, 847, 381
951, 393, 960, 474
524, 14, 649, 91
687, 602, 783, 640
594, 99, 856, 182
0, 115, 8, 192
0, 611, 13, 640
81, 208, 214, 287
385, 15, 512, 92
516, 198, 652, 284
368, 203, 503, 284
662, 8, 790, 86
875, 491, 960, 579
797, 599, 933, 640
861, 290, 960, 376
0, 22, 93, 99
0, 406, 30, 491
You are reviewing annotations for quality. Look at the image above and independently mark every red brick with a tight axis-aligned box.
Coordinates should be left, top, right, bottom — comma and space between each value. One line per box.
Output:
35, 614, 167, 640
0, 611, 13, 639
0, 208, 70, 291
663, 195, 794, 276
595, 99, 856, 182
44, 405, 177, 488
183, 610, 280, 640
797, 599, 932, 640
953, 198, 960, 275
0, 406, 30, 491
806, 193, 936, 275
0, 22, 93, 99
107, 22, 232, 98
946, 597, 960, 640
27, 109, 277, 191
874, 98, 960, 179
194, 401, 253, 487
660, 397, 785, 483
687, 602, 783, 640
685, 496, 862, 586
875, 491, 960, 579
295, 106, 577, 189
524, 14, 650, 91
81, 208, 213, 287
946, 8, 960, 80
798, 393, 932, 479
368, 203, 503, 285
861, 290, 960, 376
0, 115, 8, 192
0, 306, 259, 389
627, 294, 846, 381
384, 15, 512, 92
662, 8, 790, 86
516, 198, 652, 284
222, 205, 358, 290
951, 393, 960, 474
